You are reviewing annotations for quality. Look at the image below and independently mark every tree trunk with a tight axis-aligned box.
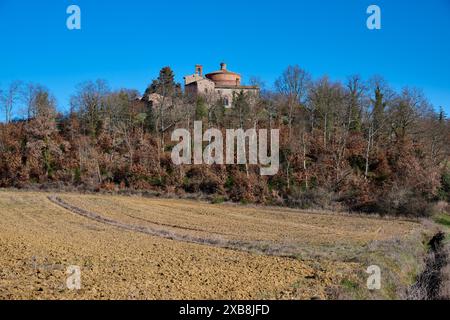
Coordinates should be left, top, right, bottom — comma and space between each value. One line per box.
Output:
302, 132, 309, 190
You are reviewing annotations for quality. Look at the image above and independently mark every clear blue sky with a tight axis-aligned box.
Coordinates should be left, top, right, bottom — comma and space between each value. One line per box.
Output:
0, 0, 449, 115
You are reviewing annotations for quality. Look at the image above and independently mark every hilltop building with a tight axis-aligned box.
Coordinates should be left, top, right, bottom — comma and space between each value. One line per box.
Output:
184, 63, 259, 108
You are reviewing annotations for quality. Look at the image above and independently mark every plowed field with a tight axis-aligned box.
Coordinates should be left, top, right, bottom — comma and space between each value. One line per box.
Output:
0, 191, 424, 300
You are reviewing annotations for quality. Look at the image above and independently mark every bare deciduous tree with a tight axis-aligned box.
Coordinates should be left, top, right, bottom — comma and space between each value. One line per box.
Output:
71, 80, 110, 136
275, 66, 311, 189
275, 65, 311, 140
0, 81, 22, 123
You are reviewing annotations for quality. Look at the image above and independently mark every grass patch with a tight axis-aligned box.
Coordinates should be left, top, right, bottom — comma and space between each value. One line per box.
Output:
434, 214, 450, 228
434, 214, 450, 246
341, 278, 359, 290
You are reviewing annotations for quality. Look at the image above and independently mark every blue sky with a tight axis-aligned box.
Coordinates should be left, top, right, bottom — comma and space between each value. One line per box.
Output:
0, 0, 449, 115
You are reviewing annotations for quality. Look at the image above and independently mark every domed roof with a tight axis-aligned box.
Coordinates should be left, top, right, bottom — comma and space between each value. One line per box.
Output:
205, 63, 241, 86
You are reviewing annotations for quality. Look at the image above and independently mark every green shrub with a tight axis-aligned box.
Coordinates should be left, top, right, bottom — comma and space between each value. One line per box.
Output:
212, 196, 225, 204
438, 171, 450, 202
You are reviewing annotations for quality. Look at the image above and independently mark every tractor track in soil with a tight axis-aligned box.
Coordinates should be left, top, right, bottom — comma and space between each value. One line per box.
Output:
47, 195, 298, 258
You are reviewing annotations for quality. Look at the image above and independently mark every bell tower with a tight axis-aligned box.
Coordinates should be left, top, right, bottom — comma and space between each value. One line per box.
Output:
195, 64, 203, 77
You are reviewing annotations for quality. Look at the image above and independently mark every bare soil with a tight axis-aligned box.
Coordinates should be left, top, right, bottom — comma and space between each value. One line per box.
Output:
0, 191, 424, 300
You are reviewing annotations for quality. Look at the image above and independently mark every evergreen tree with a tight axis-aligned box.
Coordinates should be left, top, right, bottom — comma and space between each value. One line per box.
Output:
143, 66, 181, 99
372, 86, 386, 137
195, 96, 208, 121
143, 67, 181, 134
